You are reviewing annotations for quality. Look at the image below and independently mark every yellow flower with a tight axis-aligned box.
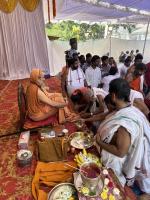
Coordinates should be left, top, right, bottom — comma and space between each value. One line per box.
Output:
109, 194, 116, 200
81, 187, 89, 194
103, 186, 109, 193
101, 191, 108, 200
69, 197, 75, 200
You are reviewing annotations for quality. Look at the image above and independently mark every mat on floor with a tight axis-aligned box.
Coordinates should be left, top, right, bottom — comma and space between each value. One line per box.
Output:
0, 77, 61, 137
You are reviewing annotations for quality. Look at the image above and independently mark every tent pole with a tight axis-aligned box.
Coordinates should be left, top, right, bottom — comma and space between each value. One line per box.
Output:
143, 17, 150, 56
109, 33, 111, 57
108, 27, 113, 57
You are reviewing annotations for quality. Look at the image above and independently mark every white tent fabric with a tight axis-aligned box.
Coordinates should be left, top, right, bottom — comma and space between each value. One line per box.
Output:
0, 1, 49, 80
102, 0, 150, 10
54, 0, 150, 23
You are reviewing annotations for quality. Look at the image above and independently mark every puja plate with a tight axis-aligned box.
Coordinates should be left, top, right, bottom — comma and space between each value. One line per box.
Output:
47, 183, 78, 200
74, 172, 104, 198
69, 132, 94, 149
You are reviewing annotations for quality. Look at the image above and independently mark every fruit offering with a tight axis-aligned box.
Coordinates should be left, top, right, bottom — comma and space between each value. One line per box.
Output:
74, 149, 102, 167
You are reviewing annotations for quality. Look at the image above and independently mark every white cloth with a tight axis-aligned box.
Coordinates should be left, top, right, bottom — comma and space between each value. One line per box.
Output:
117, 62, 124, 72
125, 53, 129, 59
140, 75, 144, 91
82, 62, 91, 72
93, 87, 108, 99
130, 89, 144, 104
93, 88, 144, 105
0, 2, 49, 80
66, 67, 85, 96
97, 106, 150, 192
102, 74, 120, 92
118, 63, 128, 78
92, 88, 109, 112
85, 66, 101, 88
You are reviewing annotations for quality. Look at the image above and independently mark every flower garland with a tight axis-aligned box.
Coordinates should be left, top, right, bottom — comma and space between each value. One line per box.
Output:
19, 0, 40, 12
0, 0, 17, 13
0, 0, 40, 13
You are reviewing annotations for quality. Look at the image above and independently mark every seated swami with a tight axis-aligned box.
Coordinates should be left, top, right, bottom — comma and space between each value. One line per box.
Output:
26, 69, 78, 124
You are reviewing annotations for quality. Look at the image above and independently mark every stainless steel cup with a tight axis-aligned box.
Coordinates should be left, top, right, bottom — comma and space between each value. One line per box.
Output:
80, 162, 101, 192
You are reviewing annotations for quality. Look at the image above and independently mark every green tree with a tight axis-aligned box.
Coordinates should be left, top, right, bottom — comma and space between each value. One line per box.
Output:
45, 21, 105, 41
109, 24, 136, 33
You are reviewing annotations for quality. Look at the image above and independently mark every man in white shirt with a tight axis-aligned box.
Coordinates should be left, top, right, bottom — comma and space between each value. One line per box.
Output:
102, 67, 119, 92
85, 55, 101, 88
101, 56, 111, 78
118, 56, 132, 78
82, 53, 92, 73
66, 58, 86, 96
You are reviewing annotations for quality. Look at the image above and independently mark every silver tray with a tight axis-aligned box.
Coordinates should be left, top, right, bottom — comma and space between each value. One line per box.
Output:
47, 183, 78, 200
69, 132, 94, 149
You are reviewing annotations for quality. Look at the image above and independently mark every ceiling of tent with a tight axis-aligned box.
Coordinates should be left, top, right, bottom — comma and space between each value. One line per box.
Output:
102, 0, 150, 11
55, 0, 150, 23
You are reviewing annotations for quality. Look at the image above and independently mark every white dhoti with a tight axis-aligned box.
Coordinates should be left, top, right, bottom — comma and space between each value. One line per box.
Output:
96, 106, 150, 193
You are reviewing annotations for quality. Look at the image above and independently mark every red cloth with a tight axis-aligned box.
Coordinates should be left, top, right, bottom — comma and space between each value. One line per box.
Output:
145, 62, 150, 87
24, 115, 58, 129
130, 77, 141, 91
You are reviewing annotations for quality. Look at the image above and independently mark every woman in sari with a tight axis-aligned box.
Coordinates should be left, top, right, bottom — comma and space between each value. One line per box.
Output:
26, 69, 78, 124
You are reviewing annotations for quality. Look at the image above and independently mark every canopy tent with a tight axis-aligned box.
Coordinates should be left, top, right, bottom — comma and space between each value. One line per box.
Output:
53, 0, 150, 23
44, 0, 150, 75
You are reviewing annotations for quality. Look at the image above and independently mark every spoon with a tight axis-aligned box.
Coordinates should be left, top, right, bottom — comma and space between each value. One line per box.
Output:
64, 163, 88, 175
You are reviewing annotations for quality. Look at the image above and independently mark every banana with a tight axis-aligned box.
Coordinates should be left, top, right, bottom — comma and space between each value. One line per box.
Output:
74, 151, 102, 167
83, 148, 87, 156
76, 158, 82, 166
75, 154, 78, 159
78, 154, 84, 163
87, 153, 92, 157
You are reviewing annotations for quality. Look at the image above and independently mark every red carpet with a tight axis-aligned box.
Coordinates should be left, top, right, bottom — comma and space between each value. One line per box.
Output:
0, 123, 136, 200
0, 77, 61, 137
0, 123, 77, 200
0, 134, 37, 200
0, 80, 9, 91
